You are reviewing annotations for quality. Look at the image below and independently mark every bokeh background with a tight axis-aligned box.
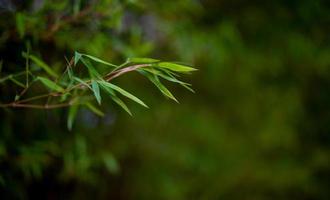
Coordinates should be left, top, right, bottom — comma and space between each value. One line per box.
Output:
1, 0, 330, 199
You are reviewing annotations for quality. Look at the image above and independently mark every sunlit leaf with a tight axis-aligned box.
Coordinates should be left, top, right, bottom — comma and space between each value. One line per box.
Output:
158, 62, 197, 72
99, 81, 148, 108
37, 76, 64, 92
91, 80, 101, 105
127, 57, 160, 63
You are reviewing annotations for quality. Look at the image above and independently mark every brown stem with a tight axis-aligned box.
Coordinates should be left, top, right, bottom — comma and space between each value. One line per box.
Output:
0, 63, 151, 109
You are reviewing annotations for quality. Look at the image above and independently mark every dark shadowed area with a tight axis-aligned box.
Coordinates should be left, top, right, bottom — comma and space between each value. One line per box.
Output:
0, 0, 330, 199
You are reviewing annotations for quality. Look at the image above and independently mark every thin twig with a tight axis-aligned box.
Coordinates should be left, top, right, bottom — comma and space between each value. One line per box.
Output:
0, 63, 151, 109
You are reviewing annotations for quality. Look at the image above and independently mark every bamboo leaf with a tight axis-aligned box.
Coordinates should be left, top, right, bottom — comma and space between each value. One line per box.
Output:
158, 62, 197, 73
9, 77, 25, 88
73, 77, 92, 90
24, 54, 58, 78
100, 84, 132, 115
127, 57, 160, 64
74, 51, 82, 66
16, 12, 25, 38
82, 53, 117, 68
146, 69, 195, 93
37, 76, 64, 92
85, 102, 104, 117
80, 57, 101, 78
91, 80, 101, 105
139, 70, 178, 102
67, 104, 79, 131
99, 81, 148, 108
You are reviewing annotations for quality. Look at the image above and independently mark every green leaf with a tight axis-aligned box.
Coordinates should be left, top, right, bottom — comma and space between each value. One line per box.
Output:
103, 153, 119, 174
158, 62, 197, 73
73, 77, 92, 90
85, 102, 104, 117
99, 81, 148, 108
82, 53, 117, 68
37, 76, 64, 92
9, 77, 25, 88
91, 80, 101, 105
24, 54, 58, 78
127, 57, 160, 63
67, 65, 73, 80
67, 104, 79, 131
74, 51, 82, 66
151, 69, 195, 93
100, 84, 132, 115
16, 12, 25, 38
80, 57, 101, 78
139, 70, 178, 102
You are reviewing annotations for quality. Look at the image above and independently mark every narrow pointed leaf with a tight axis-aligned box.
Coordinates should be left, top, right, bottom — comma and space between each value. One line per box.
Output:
139, 70, 178, 102
80, 58, 101, 78
158, 62, 197, 72
82, 53, 117, 68
91, 80, 101, 105
127, 57, 160, 64
25, 54, 58, 78
67, 104, 79, 131
85, 102, 104, 117
73, 77, 92, 90
99, 81, 148, 108
74, 51, 82, 66
100, 85, 132, 115
37, 76, 64, 92
9, 77, 25, 88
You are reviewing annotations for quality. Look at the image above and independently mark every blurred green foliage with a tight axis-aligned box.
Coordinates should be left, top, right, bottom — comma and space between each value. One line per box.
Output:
0, 0, 330, 199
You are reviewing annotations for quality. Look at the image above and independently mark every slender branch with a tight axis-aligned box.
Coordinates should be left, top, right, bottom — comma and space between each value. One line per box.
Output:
0, 63, 151, 109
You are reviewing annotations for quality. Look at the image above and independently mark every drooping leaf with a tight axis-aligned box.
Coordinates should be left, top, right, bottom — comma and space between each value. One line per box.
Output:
9, 77, 25, 88
74, 51, 82, 66
67, 65, 73, 80
145, 68, 195, 93
82, 53, 117, 68
91, 80, 101, 105
24, 54, 58, 78
127, 57, 160, 64
85, 102, 104, 117
99, 81, 148, 108
37, 76, 64, 92
100, 84, 132, 115
67, 104, 79, 131
158, 62, 197, 73
139, 70, 178, 102
80, 57, 101, 78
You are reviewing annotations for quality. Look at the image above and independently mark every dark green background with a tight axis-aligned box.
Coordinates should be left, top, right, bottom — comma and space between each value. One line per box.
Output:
0, 0, 330, 199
